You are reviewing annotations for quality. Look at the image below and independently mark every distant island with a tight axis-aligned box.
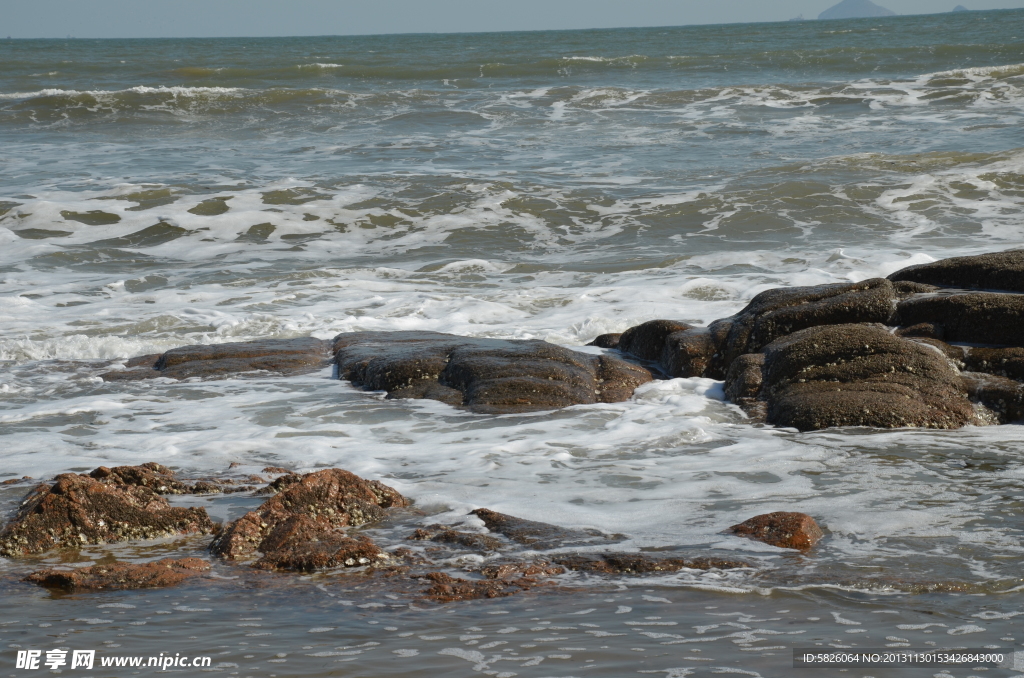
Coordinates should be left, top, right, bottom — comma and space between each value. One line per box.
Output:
819, 0, 897, 20
952, 4, 970, 10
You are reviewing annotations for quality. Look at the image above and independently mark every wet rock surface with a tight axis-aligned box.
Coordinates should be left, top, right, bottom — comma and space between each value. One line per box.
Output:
101, 337, 332, 381
553, 553, 751, 574
614, 249, 1024, 430
25, 558, 210, 592
210, 468, 408, 565
470, 508, 624, 549
729, 512, 825, 550
334, 331, 653, 413
0, 470, 215, 557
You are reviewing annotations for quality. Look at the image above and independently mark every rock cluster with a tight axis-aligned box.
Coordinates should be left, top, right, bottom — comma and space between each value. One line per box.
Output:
613, 249, 1024, 431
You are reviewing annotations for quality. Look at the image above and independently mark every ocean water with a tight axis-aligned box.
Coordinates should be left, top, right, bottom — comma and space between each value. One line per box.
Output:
3, 10, 1024, 676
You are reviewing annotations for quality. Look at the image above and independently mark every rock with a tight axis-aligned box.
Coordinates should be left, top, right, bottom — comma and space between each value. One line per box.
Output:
961, 372, 1024, 424
101, 337, 332, 381
894, 292, 1024, 347
888, 249, 1024, 293
419, 571, 546, 602
729, 512, 824, 550
252, 515, 387, 572
587, 333, 622, 349
553, 553, 750, 574
0, 473, 214, 557
25, 558, 210, 592
89, 462, 192, 494
479, 561, 565, 579
617, 320, 692, 361
1, 477, 32, 486
963, 346, 1024, 380
333, 331, 653, 414
470, 508, 623, 549
261, 466, 291, 474
409, 526, 505, 552
210, 468, 407, 561
760, 324, 976, 431
618, 279, 897, 380
724, 353, 764, 402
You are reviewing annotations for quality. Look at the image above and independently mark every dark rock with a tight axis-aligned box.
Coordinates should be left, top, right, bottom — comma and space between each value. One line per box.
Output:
252, 515, 387, 571
409, 526, 505, 552
724, 353, 764, 402
419, 571, 547, 602
479, 561, 565, 579
888, 249, 1024, 292
0, 474, 214, 557
25, 558, 210, 592
617, 320, 692, 361
553, 553, 750, 574
895, 322, 944, 339
101, 337, 332, 381
210, 468, 407, 561
963, 346, 1024, 380
961, 372, 1024, 423
587, 333, 622, 349
729, 512, 824, 550
760, 324, 976, 431
333, 331, 653, 414
470, 508, 623, 549
894, 292, 1024, 346
261, 466, 291, 474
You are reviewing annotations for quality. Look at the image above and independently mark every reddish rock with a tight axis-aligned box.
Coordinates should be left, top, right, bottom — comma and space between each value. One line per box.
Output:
0, 474, 214, 557
729, 512, 824, 550
252, 515, 388, 572
25, 558, 210, 592
261, 466, 291, 474
210, 468, 407, 561
419, 572, 545, 602
479, 561, 565, 579
409, 525, 504, 551
89, 462, 192, 494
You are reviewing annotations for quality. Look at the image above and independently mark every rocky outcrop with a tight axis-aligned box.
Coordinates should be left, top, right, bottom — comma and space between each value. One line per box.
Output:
729, 512, 824, 550
553, 553, 750, 574
333, 331, 652, 413
102, 337, 332, 381
0, 472, 214, 557
210, 469, 407, 571
615, 249, 1024, 431
25, 558, 210, 592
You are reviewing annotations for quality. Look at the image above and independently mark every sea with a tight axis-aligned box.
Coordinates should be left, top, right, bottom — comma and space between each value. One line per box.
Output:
3, 9, 1024, 677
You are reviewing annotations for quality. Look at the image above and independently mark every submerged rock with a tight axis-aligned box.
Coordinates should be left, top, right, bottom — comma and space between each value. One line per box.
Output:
470, 508, 623, 549
729, 512, 824, 550
419, 571, 551, 602
553, 553, 750, 574
210, 468, 407, 567
25, 558, 210, 592
101, 337, 332, 381
0, 472, 214, 557
409, 525, 505, 552
333, 331, 653, 413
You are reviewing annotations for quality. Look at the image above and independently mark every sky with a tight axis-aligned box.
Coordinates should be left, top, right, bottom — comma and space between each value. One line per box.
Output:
3, 0, 1023, 38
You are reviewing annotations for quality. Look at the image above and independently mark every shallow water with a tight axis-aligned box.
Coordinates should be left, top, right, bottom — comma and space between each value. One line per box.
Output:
3, 9, 1024, 676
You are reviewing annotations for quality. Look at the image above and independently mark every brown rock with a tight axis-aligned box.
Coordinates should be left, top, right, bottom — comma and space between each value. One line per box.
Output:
724, 353, 764, 402
333, 331, 653, 414
963, 346, 1024, 380
587, 333, 622, 349
25, 558, 210, 592
888, 248, 1024, 292
961, 372, 1024, 424
210, 468, 407, 561
89, 462, 192, 494
252, 515, 387, 571
479, 561, 565, 579
470, 508, 622, 549
419, 572, 543, 602
894, 291, 1024, 347
760, 324, 976, 431
0, 474, 213, 557
101, 337, 332, 382
261, 466, 291, 474
409, 526, 505, 551
554, 553, 750, 574
729, 512, 824, 550
617, 320, 692, 361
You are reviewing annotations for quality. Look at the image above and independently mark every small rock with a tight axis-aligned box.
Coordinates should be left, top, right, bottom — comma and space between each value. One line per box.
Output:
25, 558, 210, 592
252, 515, 387, 572
261, 466, 291, 474
554, 553, 750, 574
409, 525, 504, 552
729, 512, 824, 550
587, 333, 622, 349
0, 473, 214, 557
470, 508, 622, 549
419, 572, 543, 602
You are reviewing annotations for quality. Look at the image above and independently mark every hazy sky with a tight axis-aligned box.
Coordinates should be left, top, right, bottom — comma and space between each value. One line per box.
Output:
4, 0, 1023, 38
